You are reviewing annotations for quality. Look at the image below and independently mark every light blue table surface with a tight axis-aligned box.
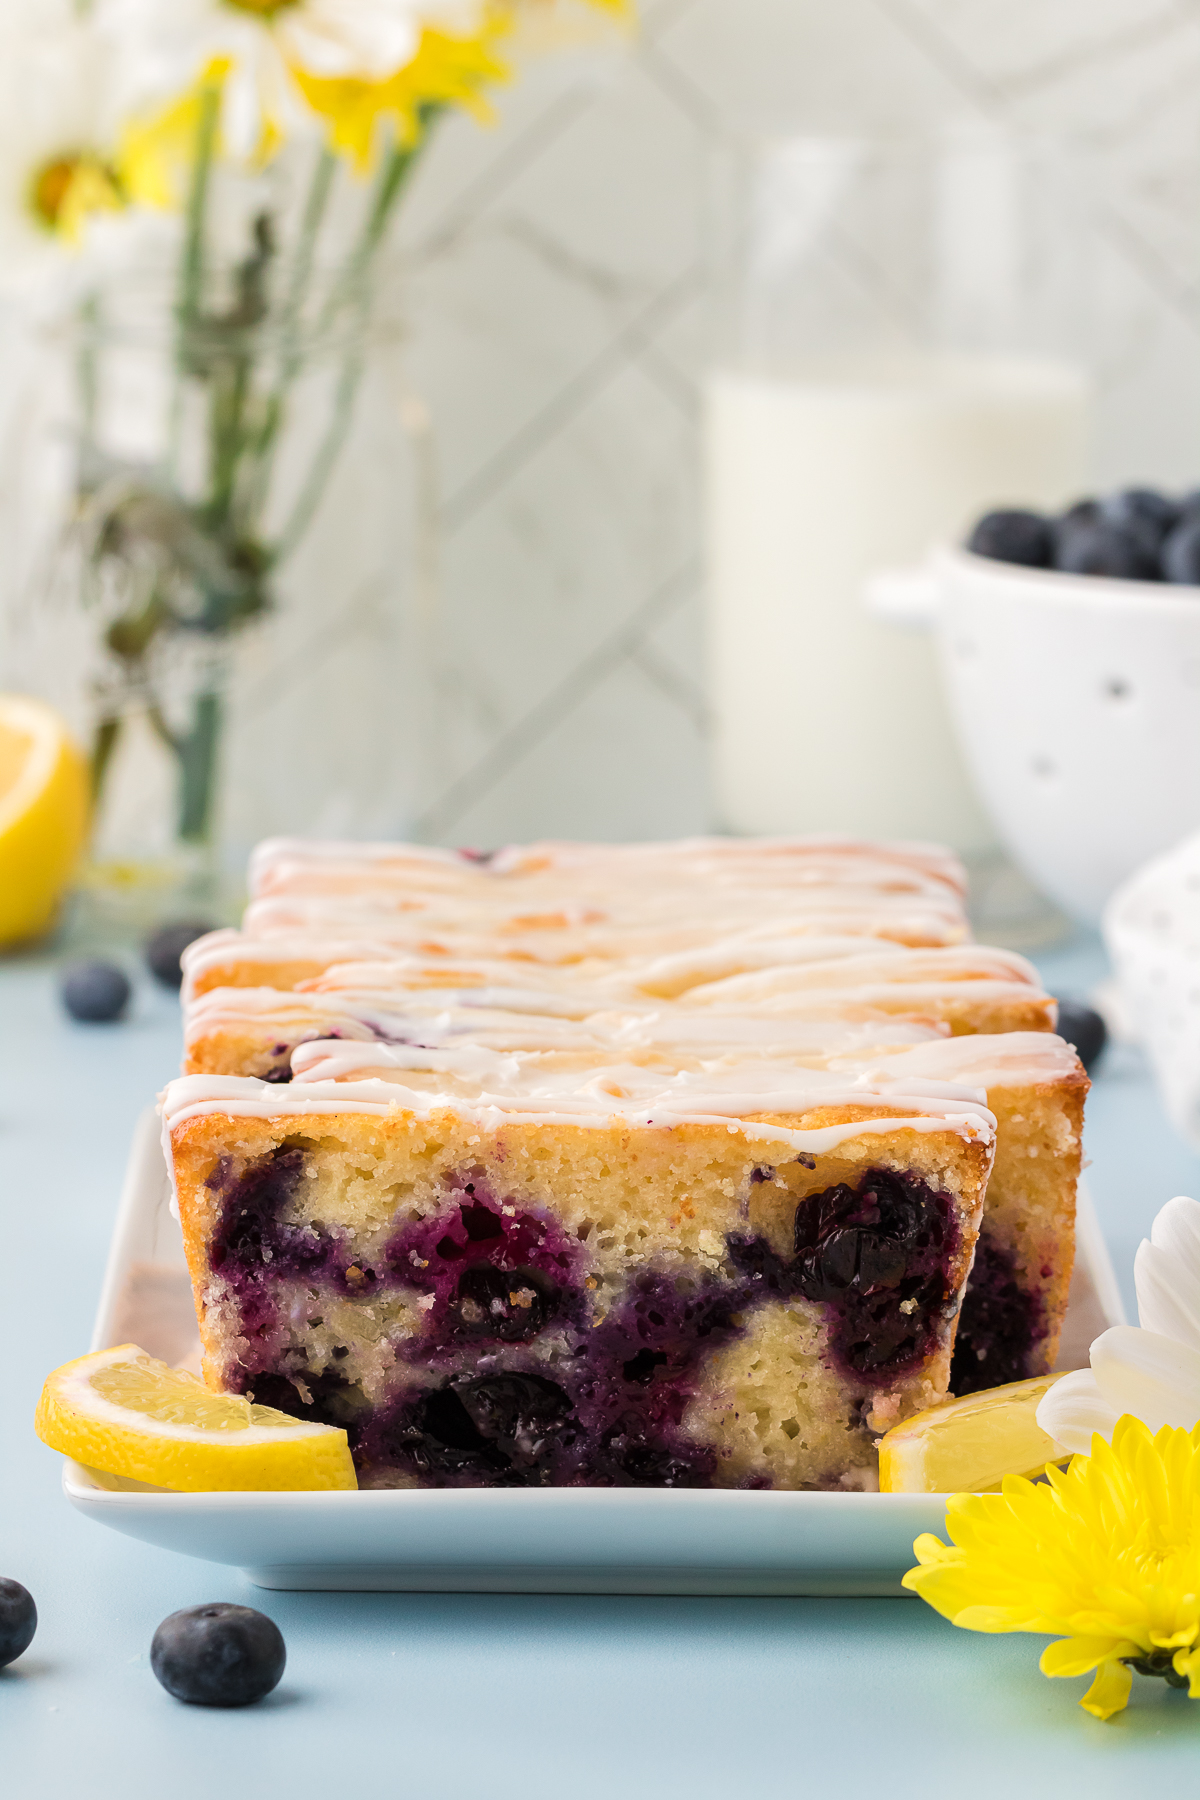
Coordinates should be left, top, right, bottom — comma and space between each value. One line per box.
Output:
3, 933, 1199, 1796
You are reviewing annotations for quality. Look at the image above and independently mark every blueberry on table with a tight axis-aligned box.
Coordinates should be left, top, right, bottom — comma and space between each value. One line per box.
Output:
966, 509, 1054, 568
60, 959, 131, 1024
150, 1603, 286, 1708
1055, 1001, 1108, 1074
0, 1578, 36, 1668
1161, 517, 1200, 586
1054, 515, 1161, 581
145, 920, 216, 989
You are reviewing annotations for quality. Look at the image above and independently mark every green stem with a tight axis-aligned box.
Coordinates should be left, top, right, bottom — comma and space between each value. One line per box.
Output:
89, 714, 121, 811
176, 689, 222, 845
178, 85, 219, 331
147, 693, 222, 846
282, 147, 336, 350
238, 147, 338, 527
208, 353, 250, 528
270, 309, 369, 563
265, 130, 430, 568
169, 80, 220, 475
315, 127, 429, 339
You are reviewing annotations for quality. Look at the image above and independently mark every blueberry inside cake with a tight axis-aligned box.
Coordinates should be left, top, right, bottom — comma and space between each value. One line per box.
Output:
165, 1052, 994, 1490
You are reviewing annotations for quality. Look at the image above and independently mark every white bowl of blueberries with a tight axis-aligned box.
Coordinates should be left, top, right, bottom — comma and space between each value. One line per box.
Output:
869, 487, 1200, 927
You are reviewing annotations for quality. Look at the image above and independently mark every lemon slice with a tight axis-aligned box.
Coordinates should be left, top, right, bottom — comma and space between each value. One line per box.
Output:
36, 1345, 358, 1492
0, 694, 89, 945
877, 1373, 1070, 1494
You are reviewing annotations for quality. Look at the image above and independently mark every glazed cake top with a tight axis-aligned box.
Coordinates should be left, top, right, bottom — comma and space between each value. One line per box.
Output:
182, 939, 1050, 1038
162, 1000, 1079, 1157
247, 834, 968, 903
183, 982, 953, 1059
161, 1035, 1000, 1157
196, 836, 973, 974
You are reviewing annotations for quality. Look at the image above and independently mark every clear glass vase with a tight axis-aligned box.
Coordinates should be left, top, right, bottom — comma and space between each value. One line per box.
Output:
0, 257, 429, 939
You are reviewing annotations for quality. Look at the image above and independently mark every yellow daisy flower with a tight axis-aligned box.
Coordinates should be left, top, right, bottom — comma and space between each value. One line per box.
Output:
290, 0, 632, 173
292, 14, 511, 170
904, 1415, 1200, 1720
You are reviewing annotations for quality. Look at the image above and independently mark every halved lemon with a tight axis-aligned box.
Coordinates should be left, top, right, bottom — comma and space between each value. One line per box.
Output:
35, 1344, 358, 1492
877, 1373, 1070, 1494
0, 694, 89, 945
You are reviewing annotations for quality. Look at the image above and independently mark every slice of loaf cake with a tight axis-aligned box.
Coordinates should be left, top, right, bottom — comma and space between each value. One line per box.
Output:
163, 1043, 996, 1492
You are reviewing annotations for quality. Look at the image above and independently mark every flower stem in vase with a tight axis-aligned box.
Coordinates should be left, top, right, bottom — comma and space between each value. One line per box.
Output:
146, 682, 223, 850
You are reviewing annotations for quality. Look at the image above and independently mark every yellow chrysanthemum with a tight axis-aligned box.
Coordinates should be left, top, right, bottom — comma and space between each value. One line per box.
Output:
904, 1415, 1200, 1720
292, 15, 510, 170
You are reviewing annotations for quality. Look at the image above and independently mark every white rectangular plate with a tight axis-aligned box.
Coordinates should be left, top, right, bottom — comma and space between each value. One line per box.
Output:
64, 1110, 1125, 1595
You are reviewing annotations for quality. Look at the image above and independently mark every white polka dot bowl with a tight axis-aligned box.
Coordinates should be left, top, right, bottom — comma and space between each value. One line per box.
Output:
1104, 831, 1200, 1148
868, 547, 1200, 925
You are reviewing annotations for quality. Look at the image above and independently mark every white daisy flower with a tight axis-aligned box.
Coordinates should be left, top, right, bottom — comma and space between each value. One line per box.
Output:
1037, 1194, 1200, 1452
97, 0, 489, 163
0, 13, 142, 302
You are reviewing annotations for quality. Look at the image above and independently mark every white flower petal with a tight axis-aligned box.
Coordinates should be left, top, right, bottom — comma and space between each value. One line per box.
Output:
1135, 1196, 1200, 1346
1150, 1194, 1200, 1269
1136, 1243, 1200, 1352
1091, 1324, 1200, 1432
1036, 1367, 1120, 1454
282, 1, 422, 80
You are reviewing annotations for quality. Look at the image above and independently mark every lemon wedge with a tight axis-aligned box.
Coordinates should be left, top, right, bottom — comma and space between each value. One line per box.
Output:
0, 694, 89, 945
36, 1345, 358, 1492
877, 1373, 1070, 1494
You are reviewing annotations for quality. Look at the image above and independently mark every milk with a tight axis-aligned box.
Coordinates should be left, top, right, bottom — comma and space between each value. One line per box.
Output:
704, 354, 1091, 848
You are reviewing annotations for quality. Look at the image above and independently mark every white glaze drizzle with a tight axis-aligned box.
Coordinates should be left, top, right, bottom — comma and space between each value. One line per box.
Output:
248, 833, 968, 903
162, 1056, 996, 1156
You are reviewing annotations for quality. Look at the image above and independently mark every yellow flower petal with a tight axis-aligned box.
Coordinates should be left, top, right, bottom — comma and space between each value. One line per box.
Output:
1040, 1636, 1138, 1679
1174, 1646, 1200, 1697
1080, 1660, 1134, 1721
117, 59, 245, 211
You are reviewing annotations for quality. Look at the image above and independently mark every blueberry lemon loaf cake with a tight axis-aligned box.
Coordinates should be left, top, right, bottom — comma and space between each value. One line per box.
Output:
178, 943, 1079, 1398
161, 831, 1089, 1489
163, 1040, 996, 1491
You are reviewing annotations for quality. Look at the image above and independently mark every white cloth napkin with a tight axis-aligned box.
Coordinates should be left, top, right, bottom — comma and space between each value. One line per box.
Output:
1104, 829, 1200, 1148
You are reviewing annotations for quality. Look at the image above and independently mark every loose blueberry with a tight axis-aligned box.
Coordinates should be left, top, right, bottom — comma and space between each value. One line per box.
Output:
0, 1578, 36, 1669
60, 959, 131, 1024
1055, 1000, 1108, 1073
966, 508, 1054, 568
145, 920, 216, 989
1161, 517, 1200, 586
150, 1603, 285, 1707
1054, 515, 1161, 581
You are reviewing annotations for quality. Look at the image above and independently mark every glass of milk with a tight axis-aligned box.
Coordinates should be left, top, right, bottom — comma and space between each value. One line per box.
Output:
705, 131, 1093, 850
